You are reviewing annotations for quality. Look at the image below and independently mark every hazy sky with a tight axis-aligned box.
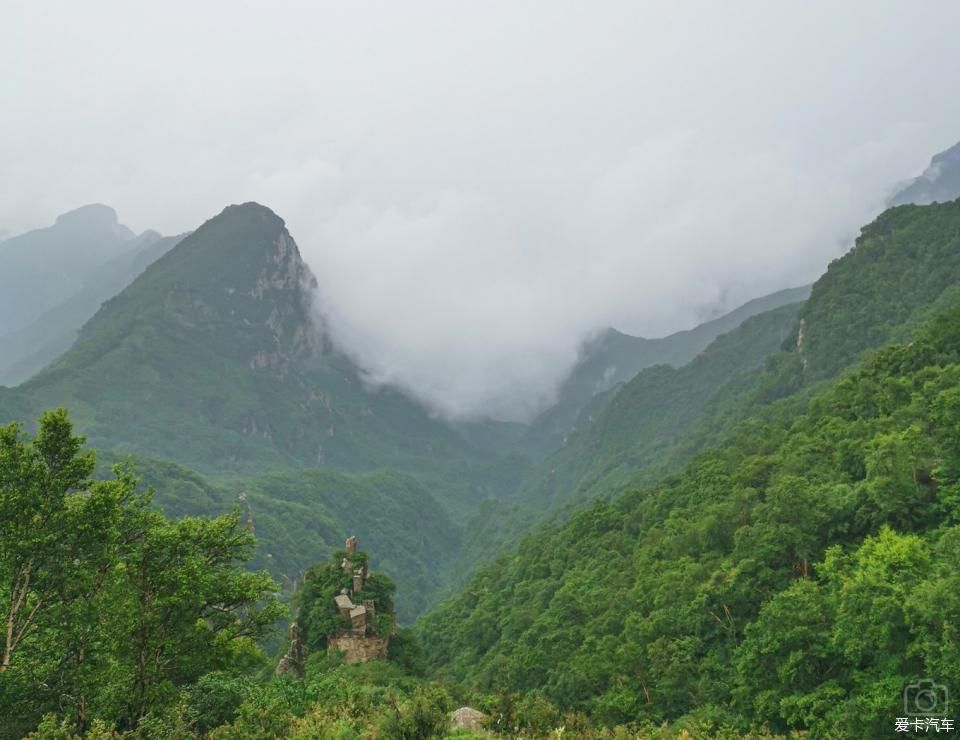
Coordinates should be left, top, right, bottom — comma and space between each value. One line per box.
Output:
4, 2, 960, 419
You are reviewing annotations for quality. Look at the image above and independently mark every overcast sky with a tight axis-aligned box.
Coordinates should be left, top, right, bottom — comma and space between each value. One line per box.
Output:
3, 2, 960, 419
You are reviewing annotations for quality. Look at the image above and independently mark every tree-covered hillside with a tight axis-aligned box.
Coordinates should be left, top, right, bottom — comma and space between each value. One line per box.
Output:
446, 302, 806, 584
798, 199, 960, 380
531, 301, 804, 508
7, 203, 480, 480
90, 454, 460, 623
513, 200, 960, 517
523, 285, 811, 456
419, 300, 960, 737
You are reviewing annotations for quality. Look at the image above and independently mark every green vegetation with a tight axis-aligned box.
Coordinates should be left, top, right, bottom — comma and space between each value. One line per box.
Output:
448, 302, 806, 585
798, 199, 960, 379
234, 468, 459, 622
9, 197, 960, 737
524, 285, 811, 456
89, 456, 459, 623
294, 546, 396, 652
0, 411, 282, 738
419, 303, 960, 736
454, 200, 960, 585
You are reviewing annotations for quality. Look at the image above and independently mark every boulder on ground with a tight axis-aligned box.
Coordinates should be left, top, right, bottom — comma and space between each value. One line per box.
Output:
450, 706, 487, 731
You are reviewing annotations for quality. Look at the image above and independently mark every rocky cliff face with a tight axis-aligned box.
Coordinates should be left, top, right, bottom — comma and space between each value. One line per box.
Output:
134, 202, 325, 372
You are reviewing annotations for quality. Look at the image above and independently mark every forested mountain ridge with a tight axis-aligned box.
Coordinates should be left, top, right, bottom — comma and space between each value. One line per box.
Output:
527, 301, 805, 507
444, 301, 806, 588
418, 288, 960, 738
797, 199, 960, 380
524, 285, 811, 455
5, 202, 486, 481
514, 199, 960, 515
94, 453, 457, 622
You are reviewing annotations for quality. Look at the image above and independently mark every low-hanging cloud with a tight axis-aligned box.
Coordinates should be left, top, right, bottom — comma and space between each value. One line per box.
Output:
296, 130, 914, 420
3, 2, 960, 420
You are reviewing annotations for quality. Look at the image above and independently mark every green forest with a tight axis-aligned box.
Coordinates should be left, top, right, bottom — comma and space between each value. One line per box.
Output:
420, 302, 960, 737
10, 5, 960, 736
5, 196, 960, 738
11, 291, 960, 736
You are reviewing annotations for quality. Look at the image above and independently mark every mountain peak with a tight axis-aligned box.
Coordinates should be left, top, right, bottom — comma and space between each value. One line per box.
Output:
54, 203, 120, 227
219, 201, 284, 221
52, 201, 322, 377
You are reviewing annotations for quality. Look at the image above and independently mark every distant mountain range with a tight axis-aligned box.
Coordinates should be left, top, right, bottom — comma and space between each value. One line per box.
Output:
0, 199, 829, 618
0, 204, 136, 336
4, 203, 486, 478
0, 200, 814, 484
0, 205, 184, 384
4, 138, 958, 623
524, 285, 811, 455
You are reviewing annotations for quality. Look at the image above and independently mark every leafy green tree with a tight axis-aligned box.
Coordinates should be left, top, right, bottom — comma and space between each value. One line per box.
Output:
110, 507, 285, 726
0, 410, 141, 733
0, 410, 284, 736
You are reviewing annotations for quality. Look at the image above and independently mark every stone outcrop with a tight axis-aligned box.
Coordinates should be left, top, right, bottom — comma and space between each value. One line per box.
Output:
450, 707, 488, 731
327, 634, 389, 663
327, 536, 396, 663
275, 621, 306, 678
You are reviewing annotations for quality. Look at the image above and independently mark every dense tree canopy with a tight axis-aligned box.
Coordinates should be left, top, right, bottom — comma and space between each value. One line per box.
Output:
0, 411, 283, 737
419, 304, 960, 737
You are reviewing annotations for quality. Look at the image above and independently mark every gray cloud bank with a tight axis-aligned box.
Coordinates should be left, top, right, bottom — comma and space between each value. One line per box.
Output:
3, 2, 960, 419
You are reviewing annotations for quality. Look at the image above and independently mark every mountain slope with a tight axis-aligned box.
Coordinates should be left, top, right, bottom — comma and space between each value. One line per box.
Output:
0, 204, 136, 337
435, 198, 960, 674
533, 301, 804, 507
525, 286, 811, 454
889, 139, 960, 206
8, 203, 481, 482
797, 199, 960, 380
420, 304, 960, 734
0, 230, 184, 385
520, 200, 960, 514
446, 301, 804, 577
95, 454, 458, 622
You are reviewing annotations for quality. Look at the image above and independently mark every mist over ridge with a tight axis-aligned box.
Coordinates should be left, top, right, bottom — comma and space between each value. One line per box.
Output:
5, 2, 960, 420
